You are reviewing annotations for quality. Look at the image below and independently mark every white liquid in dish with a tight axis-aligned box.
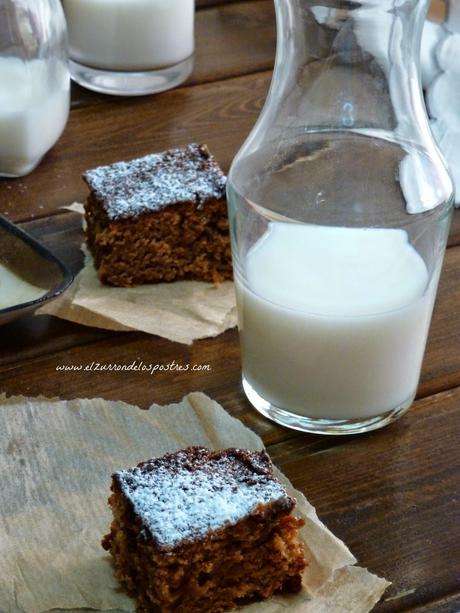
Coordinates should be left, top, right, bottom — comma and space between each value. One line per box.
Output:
236, 223, 438, 420
0, 264, 47, 309
62, 0, 195, 71
0, 58, 70, 177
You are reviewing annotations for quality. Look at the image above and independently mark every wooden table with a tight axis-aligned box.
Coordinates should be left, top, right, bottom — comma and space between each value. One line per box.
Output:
1, 1, 459, 611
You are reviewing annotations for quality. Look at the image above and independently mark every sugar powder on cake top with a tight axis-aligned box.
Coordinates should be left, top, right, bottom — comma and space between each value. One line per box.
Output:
115, 446, 294, 548
83, 143, 227, 221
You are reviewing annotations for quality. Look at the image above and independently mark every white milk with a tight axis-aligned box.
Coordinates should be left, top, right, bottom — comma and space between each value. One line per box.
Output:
236, 223, 437, 420
62, 0, 195, 71
0, 58, 69, 177
0, 263, 46, 309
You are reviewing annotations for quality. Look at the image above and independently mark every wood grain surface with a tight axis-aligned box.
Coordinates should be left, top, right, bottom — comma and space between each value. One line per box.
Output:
1, 71, 271, 222
196, 0, 266, 7
0, 0, 458, 611
270, 387, 460, 611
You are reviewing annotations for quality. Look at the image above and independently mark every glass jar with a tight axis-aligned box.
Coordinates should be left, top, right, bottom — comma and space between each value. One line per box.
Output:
62, 0, 195, 96
227, 0, 454, 435
0, 0, 70, 178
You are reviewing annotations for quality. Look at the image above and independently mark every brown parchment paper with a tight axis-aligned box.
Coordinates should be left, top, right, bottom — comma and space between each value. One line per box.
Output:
0, 392, 389, 613
37, 204, 237, 345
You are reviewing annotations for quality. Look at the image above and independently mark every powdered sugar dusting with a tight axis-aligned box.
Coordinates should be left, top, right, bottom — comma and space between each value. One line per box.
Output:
84, 144, 226, 221
116, 447, 292, 549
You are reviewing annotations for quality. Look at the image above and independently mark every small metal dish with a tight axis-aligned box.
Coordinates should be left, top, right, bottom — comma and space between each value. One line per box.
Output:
0, 215, 73, 326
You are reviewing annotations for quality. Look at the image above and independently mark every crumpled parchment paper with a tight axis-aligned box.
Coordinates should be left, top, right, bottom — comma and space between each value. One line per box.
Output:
37, 204, 237, 345
0, 392, 389, 613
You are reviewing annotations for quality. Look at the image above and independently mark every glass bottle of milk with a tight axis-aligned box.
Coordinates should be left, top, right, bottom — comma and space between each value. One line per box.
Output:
0, 0, 70, 178
227, 0, 454, 435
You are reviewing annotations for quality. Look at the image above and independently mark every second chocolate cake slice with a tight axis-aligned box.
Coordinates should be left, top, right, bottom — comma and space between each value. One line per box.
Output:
102, 446, 307, 612
84, 144, 231, 287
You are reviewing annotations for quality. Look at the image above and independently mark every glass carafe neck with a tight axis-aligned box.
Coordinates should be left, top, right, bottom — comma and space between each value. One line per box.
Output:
231, 0, 453, 216
267, 0, 429, 136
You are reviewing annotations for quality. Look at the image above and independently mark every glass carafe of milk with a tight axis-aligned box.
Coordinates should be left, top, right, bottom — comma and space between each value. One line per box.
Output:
227, 0, 454, 435
0, 0, 70, 178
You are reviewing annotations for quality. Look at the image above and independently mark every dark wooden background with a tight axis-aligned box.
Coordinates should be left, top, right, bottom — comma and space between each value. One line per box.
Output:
0, 1, 459, 611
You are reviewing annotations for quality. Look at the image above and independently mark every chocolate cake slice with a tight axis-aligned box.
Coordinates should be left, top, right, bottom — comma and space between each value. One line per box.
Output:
102, 446, 307, 613
84, 144, 231, 287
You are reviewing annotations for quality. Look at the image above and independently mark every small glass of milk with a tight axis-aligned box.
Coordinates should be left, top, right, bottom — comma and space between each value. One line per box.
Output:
0, 0, 70, 178
62, 0, 195, 96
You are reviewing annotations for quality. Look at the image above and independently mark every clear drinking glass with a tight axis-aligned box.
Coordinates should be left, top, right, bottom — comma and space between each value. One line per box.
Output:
227, 0, 454, 435
61, 0, 195, 96
0, 0, 70, 178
